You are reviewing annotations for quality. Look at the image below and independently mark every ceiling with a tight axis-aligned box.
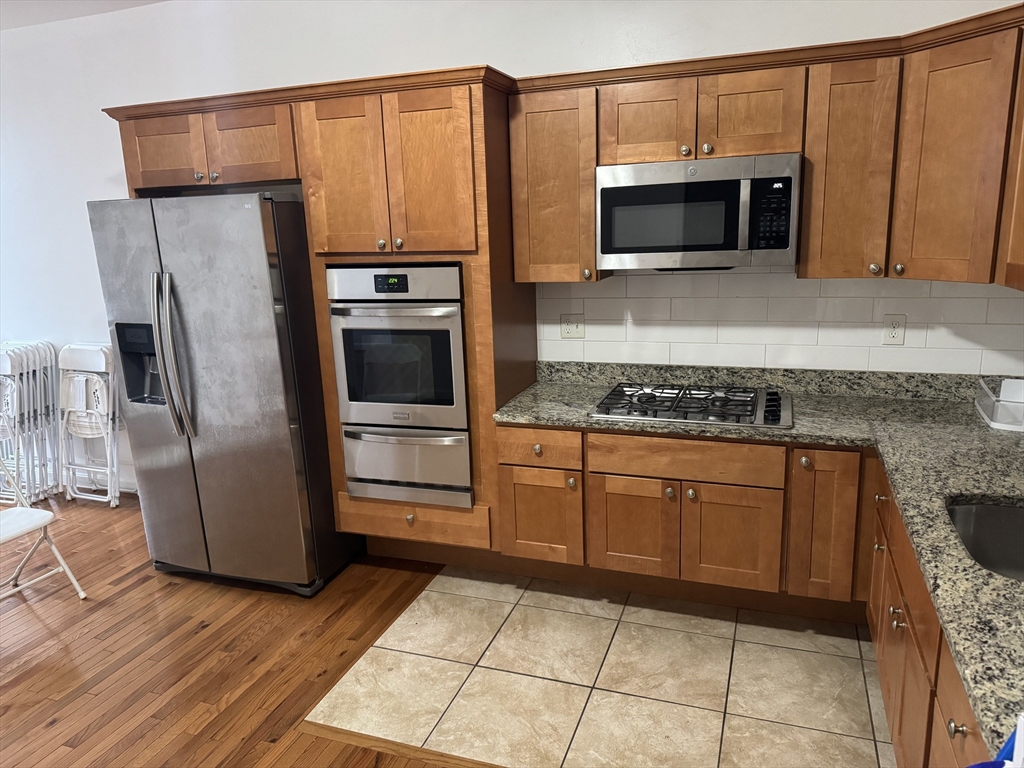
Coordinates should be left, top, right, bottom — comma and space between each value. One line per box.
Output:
0, 0, 169, 31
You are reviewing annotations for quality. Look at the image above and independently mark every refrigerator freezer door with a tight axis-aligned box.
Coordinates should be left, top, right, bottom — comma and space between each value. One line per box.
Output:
87, 199, 209, 572
151, 195, 316, 585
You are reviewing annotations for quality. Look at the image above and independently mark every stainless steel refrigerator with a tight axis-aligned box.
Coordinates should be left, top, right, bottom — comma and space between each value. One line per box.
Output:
87, 192, 361, 595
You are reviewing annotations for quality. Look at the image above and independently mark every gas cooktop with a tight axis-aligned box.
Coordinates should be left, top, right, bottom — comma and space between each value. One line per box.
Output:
589, 383, 793, 429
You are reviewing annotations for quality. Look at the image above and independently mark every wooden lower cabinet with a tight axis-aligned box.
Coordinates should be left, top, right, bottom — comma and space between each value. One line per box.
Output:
929, 698, 962, 768
935, 636, 991, 767
586, 473, 680, 577
894, 636, 934, 768
877, 553, 908, 740
867, 513, 888, 642
680, 482, 784, 592
498, 465, 583, 564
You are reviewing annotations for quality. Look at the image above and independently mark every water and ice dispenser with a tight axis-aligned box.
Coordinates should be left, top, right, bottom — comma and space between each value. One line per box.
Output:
114, 323, 166, 405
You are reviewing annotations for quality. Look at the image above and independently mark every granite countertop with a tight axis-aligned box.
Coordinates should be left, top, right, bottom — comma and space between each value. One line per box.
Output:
495, 373, 1024, 754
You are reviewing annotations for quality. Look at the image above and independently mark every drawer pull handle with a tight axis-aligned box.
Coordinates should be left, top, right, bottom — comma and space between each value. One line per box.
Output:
875, 494, 889, 503
405, 514, 414, 524
873, 543, 885, 552
567, 477, 576, 489
947, 719, 967, 739
888, 606, 902, 617
892, 618, 906, 631
533, 444, 542, 455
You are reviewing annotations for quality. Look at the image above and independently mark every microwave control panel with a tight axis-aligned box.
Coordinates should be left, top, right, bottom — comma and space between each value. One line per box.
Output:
750, 177, 792, 250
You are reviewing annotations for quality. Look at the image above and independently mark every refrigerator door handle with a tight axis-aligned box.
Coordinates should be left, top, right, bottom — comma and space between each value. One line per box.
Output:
161, 272, 197, 438
151, 272, 185, 437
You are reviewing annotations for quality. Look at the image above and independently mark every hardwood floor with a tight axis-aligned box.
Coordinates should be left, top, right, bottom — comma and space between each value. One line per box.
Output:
0, 494, 453, 767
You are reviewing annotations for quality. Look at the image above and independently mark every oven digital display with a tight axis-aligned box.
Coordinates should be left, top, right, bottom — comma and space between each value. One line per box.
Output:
374, 274, 409, 293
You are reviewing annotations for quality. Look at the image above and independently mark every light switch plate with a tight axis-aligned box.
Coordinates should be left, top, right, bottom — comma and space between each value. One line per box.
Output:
560, 313, 585, 339
883, 314, 907, 345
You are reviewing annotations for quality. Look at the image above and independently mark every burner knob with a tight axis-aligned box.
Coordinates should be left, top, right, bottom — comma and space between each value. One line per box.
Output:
533, 444, 542, 455
686, 488, 696, 499
665, 487, 675, 499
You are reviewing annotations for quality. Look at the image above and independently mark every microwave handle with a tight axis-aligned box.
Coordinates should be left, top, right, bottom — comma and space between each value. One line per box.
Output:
331, 306, 458, 318
738, 178, 751, 251
344, 430, 466, 446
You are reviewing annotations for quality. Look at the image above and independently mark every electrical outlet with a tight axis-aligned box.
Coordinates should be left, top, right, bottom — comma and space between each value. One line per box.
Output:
560, 313, 585, 339
882, 314, 907, 346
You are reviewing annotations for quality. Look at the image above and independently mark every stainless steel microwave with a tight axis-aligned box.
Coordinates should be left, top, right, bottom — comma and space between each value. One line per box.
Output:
596, 153, 801, 271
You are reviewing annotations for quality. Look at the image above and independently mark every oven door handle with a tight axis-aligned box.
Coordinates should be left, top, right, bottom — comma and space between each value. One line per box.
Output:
343, 430, 466, 446
331, 307, 459, 318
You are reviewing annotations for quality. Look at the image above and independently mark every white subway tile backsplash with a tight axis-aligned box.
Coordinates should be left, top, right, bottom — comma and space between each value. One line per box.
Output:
872, 298, 989, 324
540, 276, 627, 298
719, 272, 821, 297
980, 350, 1024, 377
929, 282, 1022, 298
767, 297, 873, 323
765, 345, 870, 371
626, 273, 719, 298
926, 324, 1024, 351
869, 347, 983, 374
585, 341, 670, 364
671, 297, 768, 321
626, 321, 717, 344
718, 322, 818, 345
584, 298, 671, 321
536, 298, 583, 320
987, 298, 1024, 325
820, 278, 931, 298
817, 323, 928, 348
537, 339, 584, 361
670, 343, 765, 367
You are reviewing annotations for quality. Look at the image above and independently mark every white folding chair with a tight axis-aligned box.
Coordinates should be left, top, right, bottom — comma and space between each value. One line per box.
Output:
0, 452, 86, 600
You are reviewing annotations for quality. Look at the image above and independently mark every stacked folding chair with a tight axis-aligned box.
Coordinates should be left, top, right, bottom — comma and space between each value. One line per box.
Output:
0, 341, 60, 504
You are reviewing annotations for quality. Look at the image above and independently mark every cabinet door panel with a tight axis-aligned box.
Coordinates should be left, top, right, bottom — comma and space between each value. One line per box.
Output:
586, 473, 679, 577
119, 114, 208, 191
787, 449, 861, 601
867, 513, 887, 643
928, 698, 961, 768
936, 636, 991, 767
996, 43, 1024, 292
499, 465, 583, 564
697, 67, 806, 158
382, 86, 476, 252
680, 483, 784, 592
890, 29, 1019, 282
294, 96, 391, 254
202, 105, 297, 184
598, 78, 697, 164
510, 88, 597, 282
801, 58, 899, 278
894, 637, 934, 768
877, 553, 906, 741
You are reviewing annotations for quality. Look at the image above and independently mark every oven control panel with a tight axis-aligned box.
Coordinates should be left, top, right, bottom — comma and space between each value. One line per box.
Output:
374, 274, 409, 293
750, 176, 792, 250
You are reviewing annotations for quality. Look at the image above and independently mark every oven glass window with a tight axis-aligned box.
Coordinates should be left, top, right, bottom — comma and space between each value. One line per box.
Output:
342, 330, 455, 406
601, 179, 741, 253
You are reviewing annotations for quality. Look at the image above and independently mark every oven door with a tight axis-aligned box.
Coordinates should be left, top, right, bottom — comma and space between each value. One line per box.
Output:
596, 158, 751, 270
330, 302, 467, 430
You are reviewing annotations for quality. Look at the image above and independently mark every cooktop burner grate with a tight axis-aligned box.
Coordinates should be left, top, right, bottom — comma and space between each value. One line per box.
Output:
589, 383, 793, 429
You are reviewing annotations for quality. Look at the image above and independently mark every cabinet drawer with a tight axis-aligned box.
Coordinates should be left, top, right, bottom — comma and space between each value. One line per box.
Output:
587, 433, 786, 488
935, 636, 990, 766
887, 504, 941, 682
336, 492, 490, 549
496, 427, 582, 469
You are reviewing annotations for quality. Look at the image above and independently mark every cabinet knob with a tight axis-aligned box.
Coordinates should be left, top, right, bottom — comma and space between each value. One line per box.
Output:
680, 145, 692, 157
947, 719, 968, 739
873, 543, 886, 552
665, 487, 675, 498
800, 456, 811, 468
891, 618, 907, 631
405, 514, 414, 523
686, 488, 696, 499
194, 171, 204, 182
888, 605, 902, 618
868, 263, 881, 275
893, 263, 905, 276
567, 477, 577, 488
875, 494, 889, 503
394, 238, 404, 250
209, 171, 220, 181
377, 239, 387, 251
582, 269, 593, 280
701, 143, 714, 155
532, 444, 542, 455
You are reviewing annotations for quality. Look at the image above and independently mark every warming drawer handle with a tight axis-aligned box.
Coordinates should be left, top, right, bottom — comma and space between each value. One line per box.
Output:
331, 307, 459, 318
343, 430, 466, 446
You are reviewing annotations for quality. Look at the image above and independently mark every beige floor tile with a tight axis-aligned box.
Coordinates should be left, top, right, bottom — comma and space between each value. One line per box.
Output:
374, 590, 512, 664
425, 667, 589, 768
864, 660, 891, 742
305, 647, 470, 747
728, 641, 873, 738
424, 565, 530, 603
519, 578, 627, 619
719, 715, 878, 768
859, 624, 877, 661
622, 593, 736, 638
596, 622, 733, 710
480, 605, 617, 685
564, 689, 723, 768
736, 609, 861, 657
878, 739, 897, 768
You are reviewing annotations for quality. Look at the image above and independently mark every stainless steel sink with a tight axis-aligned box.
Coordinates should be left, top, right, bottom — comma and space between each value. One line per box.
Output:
946, 504, 1024, 582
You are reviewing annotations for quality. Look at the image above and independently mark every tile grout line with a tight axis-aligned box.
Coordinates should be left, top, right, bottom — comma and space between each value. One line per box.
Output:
859, 652, 884, 768
716, 610, 740, 768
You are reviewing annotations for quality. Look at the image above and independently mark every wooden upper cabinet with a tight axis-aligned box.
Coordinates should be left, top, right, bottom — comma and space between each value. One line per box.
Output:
498, 465, 583, 564
786, 449, 861, 601
680, 482, 784, 592
294, 95, 391, 254
510, 88, 597, 283
382, 86, 476, 252
996, 37, 1024, 292
119, 114, 209, 191
598, 78, 697, 164
586, 473, 680, 577
696, 67, 806, 158
800, 58, 900, 279
202, 105, 296, 185
890, 29, 1020, 282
